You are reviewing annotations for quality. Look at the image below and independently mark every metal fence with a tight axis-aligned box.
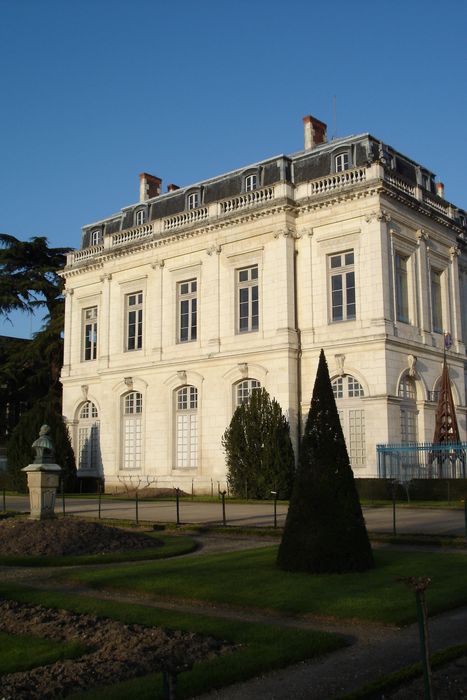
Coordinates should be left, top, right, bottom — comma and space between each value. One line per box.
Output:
377, 442, 467, 480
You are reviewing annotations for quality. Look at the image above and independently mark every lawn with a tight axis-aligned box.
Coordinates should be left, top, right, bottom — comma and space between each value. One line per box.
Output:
65, 546, 467, 626
0, 534, 197, 567
0, 630, 87, 675
0, 586, 345, 699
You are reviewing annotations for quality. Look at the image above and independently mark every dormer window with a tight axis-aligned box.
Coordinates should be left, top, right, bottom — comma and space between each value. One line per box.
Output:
187, 192, 200, 210
135, 209, 146, 226
91, 230, 102, 246
335, 152, 350, 173
245, 174, 258, 192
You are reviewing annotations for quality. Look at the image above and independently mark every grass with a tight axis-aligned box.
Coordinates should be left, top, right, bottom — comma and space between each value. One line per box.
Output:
361, 499, 465, 509
335, 643, 467, 699
0, 629, 88, 675
0, 534, 197, 567
65, 546, 467, 626
0, 585, 345, 699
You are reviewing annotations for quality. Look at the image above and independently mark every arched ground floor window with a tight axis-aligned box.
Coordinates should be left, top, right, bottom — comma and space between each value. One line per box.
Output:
332, 375, 366, 469
175, 386, 198, 469
77, 401, 100, 473
122, 391, 142, 470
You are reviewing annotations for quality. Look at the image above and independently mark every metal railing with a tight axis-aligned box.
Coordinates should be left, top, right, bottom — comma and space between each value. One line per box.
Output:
377, 442, 467, 480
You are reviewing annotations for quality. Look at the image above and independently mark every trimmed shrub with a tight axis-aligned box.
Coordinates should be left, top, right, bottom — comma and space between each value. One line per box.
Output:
277, 350, 374, 573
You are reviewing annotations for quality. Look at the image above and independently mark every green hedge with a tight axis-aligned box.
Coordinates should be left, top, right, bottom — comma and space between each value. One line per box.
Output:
356, 478, 467, 502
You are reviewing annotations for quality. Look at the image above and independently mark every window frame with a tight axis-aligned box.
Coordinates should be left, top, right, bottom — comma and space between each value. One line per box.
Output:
430, 268, 443, 334
398, 374, 418, 444
236, 264, 259, 333
334, 151, 350, 173
394, 253, 410, 323
177, 279, 198, 343
121, 391, 143, 471
125, 291, 143, 352
187, 191, 200, 210
235, 378, 261, 407
245, 173, 258, 192
174, 385, 198, 469
135, 209, 146, 226
328, 250, 356, 323
90, 229, 102, 246
332, 375, 366, 469
77, 401, 100, 473
82, 306, 98, 361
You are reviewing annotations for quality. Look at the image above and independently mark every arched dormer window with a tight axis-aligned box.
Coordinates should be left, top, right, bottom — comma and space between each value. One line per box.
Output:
332, 375, 366, 469
243, 168, 261, 193
135, 209, 146, 226
245, 174, 258, 192
333, 148, 352, 173
187, 190, 201, 210
91, 229, 102, 246
175, 386, 198, 469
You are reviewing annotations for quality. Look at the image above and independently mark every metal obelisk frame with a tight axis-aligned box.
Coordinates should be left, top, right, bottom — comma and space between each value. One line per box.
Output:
432, 333, 460, 445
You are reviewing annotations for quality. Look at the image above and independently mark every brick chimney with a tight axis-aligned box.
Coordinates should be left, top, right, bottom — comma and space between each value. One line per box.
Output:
167, 183, 180, 192
436, 182, 445, 199
303, 115, 327, 150
139, 173, 162, 202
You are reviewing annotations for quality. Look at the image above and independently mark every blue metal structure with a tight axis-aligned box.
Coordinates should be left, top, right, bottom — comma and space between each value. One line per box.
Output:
377, 442, 467, 480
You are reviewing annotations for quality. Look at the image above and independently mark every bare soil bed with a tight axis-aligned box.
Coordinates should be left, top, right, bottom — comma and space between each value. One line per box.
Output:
0, 517, 161, 556
0, 518, 234, 698
0, 599, 234, 699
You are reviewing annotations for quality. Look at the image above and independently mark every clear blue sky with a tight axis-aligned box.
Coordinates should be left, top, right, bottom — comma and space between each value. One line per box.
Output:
1, 0, 466, 338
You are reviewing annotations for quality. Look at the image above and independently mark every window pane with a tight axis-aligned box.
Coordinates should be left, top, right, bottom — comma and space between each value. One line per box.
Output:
330, 255, 341, 269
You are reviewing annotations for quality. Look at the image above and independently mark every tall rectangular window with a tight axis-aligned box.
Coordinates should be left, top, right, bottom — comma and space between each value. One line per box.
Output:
431, 269, 443, 333
237, 265, 259, 333
126, 291, 143, 351
395, 254, 409, 323
329, 251, 356, 322
82, 307, 98, 361
178, 279, 197, 342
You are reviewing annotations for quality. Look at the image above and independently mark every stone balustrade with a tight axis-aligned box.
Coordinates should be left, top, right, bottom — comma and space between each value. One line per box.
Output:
220, 186, 274, 214
308, 167, 367, 196
163, 206, 209, 231
385, 172, 416, 197
65, 167, 462, 269
112, 222, 155, 246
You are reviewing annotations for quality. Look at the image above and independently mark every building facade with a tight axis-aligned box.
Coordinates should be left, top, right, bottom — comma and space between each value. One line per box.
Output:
61, 116, 467, 492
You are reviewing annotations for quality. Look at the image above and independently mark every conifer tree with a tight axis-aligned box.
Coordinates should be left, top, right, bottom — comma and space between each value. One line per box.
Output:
222, 387, 295, 499
6, 391, 76, 492
277, 350, 373, 573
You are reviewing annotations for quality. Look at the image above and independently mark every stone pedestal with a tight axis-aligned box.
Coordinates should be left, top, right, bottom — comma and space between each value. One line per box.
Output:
21, 464, 62, 520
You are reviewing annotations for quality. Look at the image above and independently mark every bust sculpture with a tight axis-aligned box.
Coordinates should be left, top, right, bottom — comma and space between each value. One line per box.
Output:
32, 425, 55, 464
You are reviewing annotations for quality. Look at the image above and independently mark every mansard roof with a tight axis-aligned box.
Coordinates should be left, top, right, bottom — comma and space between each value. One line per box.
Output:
78, 129, 466, 253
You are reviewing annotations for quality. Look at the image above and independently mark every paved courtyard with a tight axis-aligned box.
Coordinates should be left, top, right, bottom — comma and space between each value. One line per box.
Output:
5, 494, 467, 536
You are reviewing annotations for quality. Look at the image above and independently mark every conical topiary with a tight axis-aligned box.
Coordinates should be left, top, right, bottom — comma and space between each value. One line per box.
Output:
277, 349, 373, 573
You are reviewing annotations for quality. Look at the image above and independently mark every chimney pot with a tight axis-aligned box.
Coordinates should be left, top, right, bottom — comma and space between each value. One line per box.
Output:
167, 183, 180, 192
139, 173, 162, 202
303, 115, 327, 150
436, 182, 445, 199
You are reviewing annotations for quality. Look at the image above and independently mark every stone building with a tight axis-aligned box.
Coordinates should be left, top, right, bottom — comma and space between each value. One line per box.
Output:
61, 116, 467, 492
